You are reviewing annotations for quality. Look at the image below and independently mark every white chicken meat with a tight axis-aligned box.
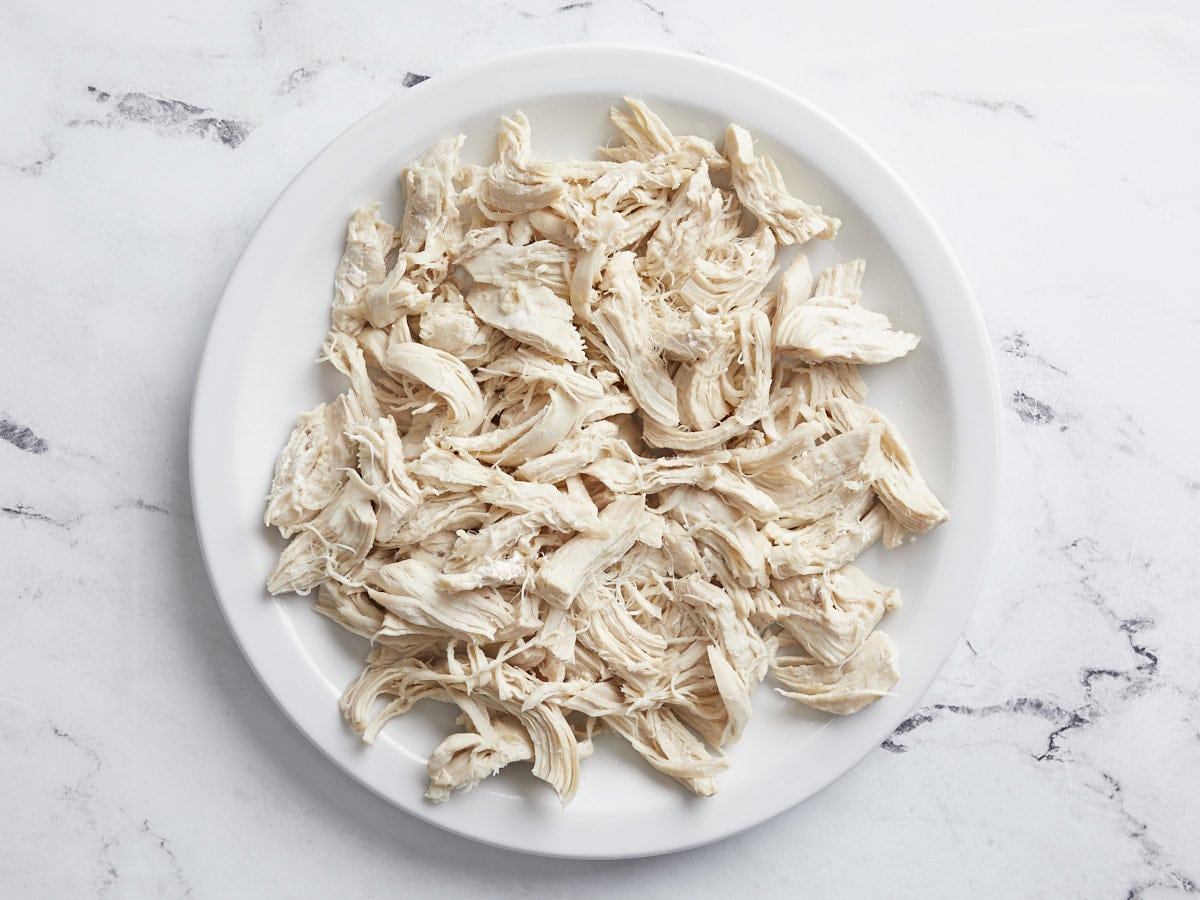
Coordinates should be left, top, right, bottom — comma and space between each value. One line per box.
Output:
263, 99, 947, 805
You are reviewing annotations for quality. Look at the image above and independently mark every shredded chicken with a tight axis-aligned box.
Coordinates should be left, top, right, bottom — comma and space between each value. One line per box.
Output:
264, 99, 947, 806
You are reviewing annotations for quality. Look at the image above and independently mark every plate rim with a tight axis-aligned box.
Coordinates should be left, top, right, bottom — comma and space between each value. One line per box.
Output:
189, 42, 1002, 859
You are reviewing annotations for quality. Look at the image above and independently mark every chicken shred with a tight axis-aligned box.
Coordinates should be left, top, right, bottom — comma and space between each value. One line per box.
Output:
264, 100, 947, 805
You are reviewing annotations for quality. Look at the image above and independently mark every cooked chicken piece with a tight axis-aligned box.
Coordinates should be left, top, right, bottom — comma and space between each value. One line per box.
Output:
338, 649, 451, 744
344, 416, 421, 542
772, 301, 921, 367
774, 259, 920, 365
532, 604, 576, 663
659, 486, 771, 589
527, 157, 622, 185
547, 116, 713, 250
418, 283, 501, 366
519, 701, 584, 803
265, 393, 361, 535
643, 310, 772, 451
447, 375, 602, 468
724, 124, 839, 245
426, 713, 535, 802
384, 492, 492, 550
772, 630, 900, 715
330, 140, 460, 328
826, 398, 950, 534
761, 362, 867, 445
356, 644, 591, 802
331, 204, 394, 334
788, 361, 869, 409
434, 554, 529, 592
553, 184, 668, 253
773, 253, 814, 325
569, 243, 606, 317
512, 421, 623, 483
678, 225, 778, 313
355, 262, 432, 330
578, 594, 669, 696
452, 222, 508, 262
408, 446, 600, 534
641, 163, 726, 290
604, 97, 682, 161
581, 455, 780, 521
381, 342, 485, 435
465, 284, 584, 363
463, 239, 573, 298
673, 325, 737, 429
475, 113, 566, 221
508, 212, 535, 246
399, 135, 464, 266
602, 706, 728, 796
767, 500, 890, 578
728, 420, 824, 476
584, 156, 690, 205
312, 581, 387, 639
881, 512, 909, 550
752, 424, 883, 524
396, 135, 465, 301
774, 565, 900, 665
677, 576, 770, 743
445, 511, 548, 565
600, 97, 726, 171
527, 208, 579, 247
650, 303, 731, 363
588, 251, 680, 426
266, 99, 948, 805
266, 472, 378, 595
536, 494, 659, 608
366, 557, 516, 642
319, 331, 382, 418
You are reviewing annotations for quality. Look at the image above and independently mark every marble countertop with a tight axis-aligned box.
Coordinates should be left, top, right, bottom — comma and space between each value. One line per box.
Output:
3, 1, 1198, 896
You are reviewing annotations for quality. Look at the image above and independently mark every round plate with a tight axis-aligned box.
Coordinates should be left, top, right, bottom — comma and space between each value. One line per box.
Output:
190, 44, 1000, 859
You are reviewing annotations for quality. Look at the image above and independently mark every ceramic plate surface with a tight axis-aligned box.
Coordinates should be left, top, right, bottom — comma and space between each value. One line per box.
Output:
190, 44, 1000, 859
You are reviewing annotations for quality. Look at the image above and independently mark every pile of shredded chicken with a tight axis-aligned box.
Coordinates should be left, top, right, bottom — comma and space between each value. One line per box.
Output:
264, 100, 948, 805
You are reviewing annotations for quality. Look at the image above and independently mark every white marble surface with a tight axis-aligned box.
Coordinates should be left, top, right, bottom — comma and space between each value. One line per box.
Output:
2, 1, 1199, 896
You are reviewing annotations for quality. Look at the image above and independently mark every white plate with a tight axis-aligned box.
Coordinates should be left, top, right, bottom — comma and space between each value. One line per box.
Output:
190, 45, 1000, 859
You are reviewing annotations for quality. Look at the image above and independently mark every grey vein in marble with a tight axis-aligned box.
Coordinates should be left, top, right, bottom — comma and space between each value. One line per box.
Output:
276, 60, 330, 94
2, 145, 56, 176
998, 330, 1067, 374
117, 498, 171, 515
138, 819, 193, 897
2, 498, 169, 530
508, 2, 592, 20
636, 0, 666, 19
49, 723, 105, 838
1060, 536, 1163, 686
0, 414, 49, 454
885, 528, 1170, 765
43, 721, 194, 896
69, 87, 253, 149
1102, 772, 1199, 899
1010, 389, 1060, 426
48, 723, 118, 896
1, 504, 78, 529
881, 697, 1073, 755
276, 61, 431, 95
997, 329, 1066, 425
919, 90, 1036, 119
635, 0, 676, 37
